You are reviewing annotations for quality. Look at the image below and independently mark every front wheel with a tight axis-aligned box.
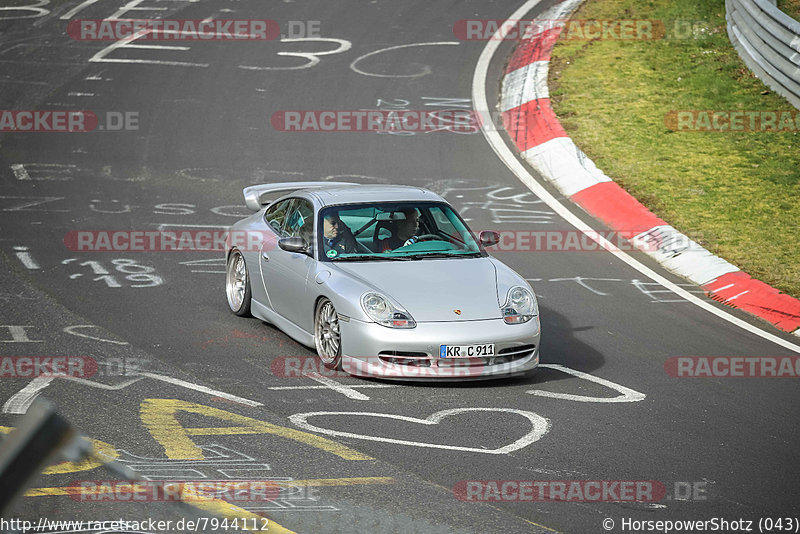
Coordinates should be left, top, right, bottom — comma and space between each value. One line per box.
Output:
314, 298, 342, 370
225, 249, 252, 317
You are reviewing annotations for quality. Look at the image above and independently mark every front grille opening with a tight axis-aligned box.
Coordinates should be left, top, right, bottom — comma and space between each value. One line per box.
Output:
490, 344, 536, 364
378, 351, 431, 366
498, 344, 536, 356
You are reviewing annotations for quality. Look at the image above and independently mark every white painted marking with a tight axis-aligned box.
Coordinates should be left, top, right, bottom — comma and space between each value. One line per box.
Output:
13, 246, 40, 270
0, 195, 67, 212
0, 0, 48, 20
529, 364, 646, 403
11, 163, 30, 180
68, 92, 94, 97
3, 377, 53, 414
0, 325, 42, 343
9, 163, 75, 181
289, 408, 550, 454
724, 290, 750, 303
472, 0, 800, 354
62, 376, 144, 390
240, 38, 351, 71
60, 0, 103, 20
63, 324, 130, 345
0, 78, 49, 86
108, 0, 168, 20
631, 279, 696, 303
89, 199, 132, 214
210, 204, 251, 217
125, 44, 191, 51
179, 258, 226, 274
350, 42, 459, 78
546, 276, 620, 296
90, 28, 208, 67
138, 372, 263, 407
709, 283, 735, 292
303, 372, 370, 400
421, 97, 472, 108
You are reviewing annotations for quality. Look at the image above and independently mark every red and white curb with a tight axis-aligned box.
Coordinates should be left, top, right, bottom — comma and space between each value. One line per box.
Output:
498, 0, 800, 336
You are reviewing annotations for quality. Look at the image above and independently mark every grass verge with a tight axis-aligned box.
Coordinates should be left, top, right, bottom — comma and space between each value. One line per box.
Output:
777, 0, 800, 21
549, 0, 799, 298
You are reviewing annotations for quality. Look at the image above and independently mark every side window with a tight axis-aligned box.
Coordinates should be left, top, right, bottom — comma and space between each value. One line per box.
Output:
264, 199, 293, 235
284, 199, 314, 243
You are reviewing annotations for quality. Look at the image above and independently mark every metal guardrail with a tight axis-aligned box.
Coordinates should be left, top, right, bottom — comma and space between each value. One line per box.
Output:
726, 0, 800, 109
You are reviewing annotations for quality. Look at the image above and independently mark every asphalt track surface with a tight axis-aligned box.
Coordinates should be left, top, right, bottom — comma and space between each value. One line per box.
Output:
1, 1, 799, 533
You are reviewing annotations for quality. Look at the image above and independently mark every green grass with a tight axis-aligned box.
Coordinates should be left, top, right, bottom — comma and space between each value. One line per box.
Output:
549, 0, 800, 298
777, 0, 800, 20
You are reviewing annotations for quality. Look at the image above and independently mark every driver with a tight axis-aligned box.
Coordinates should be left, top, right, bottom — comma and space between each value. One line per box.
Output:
378, 208, 420, 252
322, 211, 358, 256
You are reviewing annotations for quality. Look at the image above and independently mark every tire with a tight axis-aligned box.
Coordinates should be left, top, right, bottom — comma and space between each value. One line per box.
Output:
314, 298, 342, 370
225, 249, 252, 317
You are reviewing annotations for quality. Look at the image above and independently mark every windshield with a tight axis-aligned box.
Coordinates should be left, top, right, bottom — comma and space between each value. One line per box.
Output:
318, 202, 482, 262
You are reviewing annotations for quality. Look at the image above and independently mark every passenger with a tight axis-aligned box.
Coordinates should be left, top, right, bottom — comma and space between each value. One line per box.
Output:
322, 212, 358, 256
378, 208, 420, 252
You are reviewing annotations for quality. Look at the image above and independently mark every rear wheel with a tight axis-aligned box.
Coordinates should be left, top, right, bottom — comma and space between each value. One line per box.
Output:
225, 249, 251, 317
314, 298, 342, 370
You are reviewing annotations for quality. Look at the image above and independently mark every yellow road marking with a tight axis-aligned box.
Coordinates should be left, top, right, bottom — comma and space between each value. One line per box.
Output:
140, 399, 371, 460
523, 518, 563, 533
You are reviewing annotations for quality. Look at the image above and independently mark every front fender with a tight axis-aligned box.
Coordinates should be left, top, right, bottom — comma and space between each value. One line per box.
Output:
310, 266, 376, 323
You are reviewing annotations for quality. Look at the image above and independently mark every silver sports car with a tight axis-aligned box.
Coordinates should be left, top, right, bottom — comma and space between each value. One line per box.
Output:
225, 182, 540, 380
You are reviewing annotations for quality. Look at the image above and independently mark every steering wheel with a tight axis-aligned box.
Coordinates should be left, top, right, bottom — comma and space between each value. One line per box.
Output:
415, 234, 441, 242
403, 234, 441, 246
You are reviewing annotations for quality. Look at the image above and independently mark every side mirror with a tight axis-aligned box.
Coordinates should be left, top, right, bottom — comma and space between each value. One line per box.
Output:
479, 230, 500, 247
278, 236, 309, 254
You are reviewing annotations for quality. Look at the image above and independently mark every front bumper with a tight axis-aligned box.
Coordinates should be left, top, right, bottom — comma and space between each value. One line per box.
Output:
339, 316, 540, 380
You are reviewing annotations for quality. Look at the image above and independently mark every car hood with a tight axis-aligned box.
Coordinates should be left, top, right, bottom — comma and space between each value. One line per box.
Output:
334, 257, 501, 322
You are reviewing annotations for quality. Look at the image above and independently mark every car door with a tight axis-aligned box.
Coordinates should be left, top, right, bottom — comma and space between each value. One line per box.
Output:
256, 198, 293, 308
259, 198, 317, 331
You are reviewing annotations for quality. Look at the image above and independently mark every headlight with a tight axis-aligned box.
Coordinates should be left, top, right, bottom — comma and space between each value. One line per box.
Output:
361, 292, 416, 329
502, 286, 538, 324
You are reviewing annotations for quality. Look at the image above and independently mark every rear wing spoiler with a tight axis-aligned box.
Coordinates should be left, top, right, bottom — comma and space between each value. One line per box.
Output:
242, 182, 357, 211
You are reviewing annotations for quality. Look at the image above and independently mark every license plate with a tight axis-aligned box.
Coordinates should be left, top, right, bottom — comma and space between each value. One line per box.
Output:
439, 343, 495, 358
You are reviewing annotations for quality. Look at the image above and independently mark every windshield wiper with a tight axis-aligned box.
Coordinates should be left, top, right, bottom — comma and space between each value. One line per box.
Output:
332, 255, 412, 262
398, 252, 482, 260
